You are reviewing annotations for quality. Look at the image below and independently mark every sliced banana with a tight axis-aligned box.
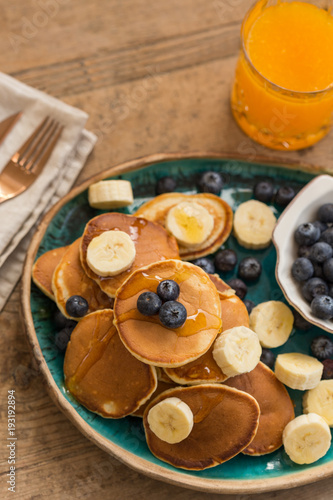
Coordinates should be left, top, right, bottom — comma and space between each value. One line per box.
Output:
275, 353, 323, 391
282, 413, 331, 464
233, 200, 276, 249
212, 326, 262, 378
249, 301, 293, 348
86, 230, 136, 277
147, 396, 194, 444
303, 380, 333, 427
165, 201, 214, 248
88, 180, 133, 209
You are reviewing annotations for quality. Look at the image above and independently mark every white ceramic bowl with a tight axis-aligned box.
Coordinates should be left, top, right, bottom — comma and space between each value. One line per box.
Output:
273, 174, 333, 334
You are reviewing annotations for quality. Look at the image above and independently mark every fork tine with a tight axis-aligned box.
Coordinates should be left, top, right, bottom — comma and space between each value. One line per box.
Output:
11, 116, 50, 164
23, 120, 58, 170
29, 124, 63, 174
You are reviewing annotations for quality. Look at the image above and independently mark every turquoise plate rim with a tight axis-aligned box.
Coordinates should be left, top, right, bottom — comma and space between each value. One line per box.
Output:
21, 151, 333, 494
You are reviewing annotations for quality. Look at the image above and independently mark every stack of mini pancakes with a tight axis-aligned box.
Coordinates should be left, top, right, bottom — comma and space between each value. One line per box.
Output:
32, 192, 294, 471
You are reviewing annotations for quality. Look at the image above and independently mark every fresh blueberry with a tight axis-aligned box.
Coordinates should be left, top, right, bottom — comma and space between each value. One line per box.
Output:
320, 227, 333, 246
322, 359, 333, 379
54, 326, 74, 352
310, 335, 333, 361
137, 292, 162, 316
191, 257, 215, 274
313, 220, 328, 234
309, 242, 333, 263
291, 257, 314, 282
311, 295, 333, 319
156, 176, 177, 195
323, 259, 333, 283
318, 203, 333, 223
159, 301, 187, 328
244, 299, 255, 314
312, 262, 324, 279
227, 278, 247, 300
260, 348, 275, 369
157, 280, 180, 302
253, 180, 274, 203
329, 284, 333, 298
292, 309, 312, 331
302, 278, 329, 303
295, 223, 320, 246
197, 171, 223, 195
298, 245, 312, 258
53, 309, 76, 330
65, 295, 89, 318
238, 257, 262, 281
275, 186, 295, 206
214, 249, 237, 272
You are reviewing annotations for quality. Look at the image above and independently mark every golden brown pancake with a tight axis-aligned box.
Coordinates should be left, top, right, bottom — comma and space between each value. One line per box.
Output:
134, 193, 233, 260
165, 292, 249, 384
32, 246, 68, 300
80, 213, 179, 298
64, 309, 157, 418
114, 259, 222, 367
208, 273, 231, 293
52, 238, 114, 319
143, 384, 260, 470
132, 380, 178, 418
224, 362, 295, 455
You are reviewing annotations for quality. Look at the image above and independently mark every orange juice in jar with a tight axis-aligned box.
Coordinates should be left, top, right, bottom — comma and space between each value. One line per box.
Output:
231, 0, 333, 150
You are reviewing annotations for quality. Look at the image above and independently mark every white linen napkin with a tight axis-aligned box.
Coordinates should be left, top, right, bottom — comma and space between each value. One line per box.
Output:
0, 72, 97, 311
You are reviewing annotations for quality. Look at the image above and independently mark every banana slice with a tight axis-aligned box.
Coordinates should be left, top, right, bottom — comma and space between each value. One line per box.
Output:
275, 353, 323, 390
165, 201, 214, 248
303, 380, 333, 427
212, 326, 262, 377
88, 180, 133, 209
249, 301, 293, 348
147, 396, 194, 444
233, 200, 276, 249
283, 413, 331, 464
86, 230, 136, 277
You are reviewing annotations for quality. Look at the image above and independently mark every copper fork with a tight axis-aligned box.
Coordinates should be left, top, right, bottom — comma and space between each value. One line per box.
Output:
0, 117, 63, 205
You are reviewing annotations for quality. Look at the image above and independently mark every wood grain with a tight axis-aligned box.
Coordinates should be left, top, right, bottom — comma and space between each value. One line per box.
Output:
1, 0, 333, 498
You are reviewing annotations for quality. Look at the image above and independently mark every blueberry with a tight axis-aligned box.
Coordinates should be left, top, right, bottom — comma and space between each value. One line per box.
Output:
191, 257, 215, 274
318, 203, 333, 223
214, 249, 237, 272
260, 348, 275, 369
65, 295, 89, 318
323, 259, 333, 282
322, 359, 333, 379
227, 278, 247, 300
295, 223, 320, 246
275, 186, 295, 206
291, 257, 314, 282
309, 242, 333, 263
244, 299, 255, 314
253, 180, 274, 203
53, 309, 76, 330
157, 280, 180, 302
312, 262, 324, 279
156, 176, 177, 195
54, 326, 74, 352
329, 284, 333, 298
137, 292, 162, 316
159, 301, 187, 328
292, 309, 312, 331
311, 295, 333, 319
320, 227, 333, 246
197, 171, 223, 195
313, 220, 328, 233
310, 335, 333, 360
238, 257, 262, 281
298, 245, 312, 258
302, 278, 329, 303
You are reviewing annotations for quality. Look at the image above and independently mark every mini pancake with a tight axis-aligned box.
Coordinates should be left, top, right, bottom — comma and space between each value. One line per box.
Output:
134, 193, 233, 260
64, 309, 157, 418
208, 273, 231, 293
113, 259, 222, 367
165, 292, 249, 384
143, 384, 260, 470
80, 213, 179, 297
132, 380, 178, 418
32, 246, 68, 300
52, 238, 114, 319
224, 362, 295, 455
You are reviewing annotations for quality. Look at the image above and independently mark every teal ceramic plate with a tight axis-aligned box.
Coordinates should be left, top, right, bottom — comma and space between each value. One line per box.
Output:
21, 153, 333, 494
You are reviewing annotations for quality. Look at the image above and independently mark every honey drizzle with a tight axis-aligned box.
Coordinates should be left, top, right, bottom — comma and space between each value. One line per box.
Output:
193, 392, 225, 423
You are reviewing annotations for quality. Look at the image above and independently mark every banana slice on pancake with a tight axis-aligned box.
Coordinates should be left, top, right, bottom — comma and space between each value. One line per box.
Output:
134, 193, 233, 260
32, 245, 69, 300
64, 309, 157, 418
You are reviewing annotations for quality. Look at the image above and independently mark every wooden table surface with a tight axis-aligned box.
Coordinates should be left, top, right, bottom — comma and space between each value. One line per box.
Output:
1, 1, 333, 498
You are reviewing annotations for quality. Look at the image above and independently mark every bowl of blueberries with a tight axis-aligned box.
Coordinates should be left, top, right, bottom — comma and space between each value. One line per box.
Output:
273, 174, 333, 333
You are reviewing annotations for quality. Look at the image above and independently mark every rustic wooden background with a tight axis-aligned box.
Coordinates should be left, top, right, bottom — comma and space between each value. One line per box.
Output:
1, 1, 333, 498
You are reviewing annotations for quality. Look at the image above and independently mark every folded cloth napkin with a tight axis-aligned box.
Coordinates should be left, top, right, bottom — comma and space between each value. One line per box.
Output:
0, 72, 97, 311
